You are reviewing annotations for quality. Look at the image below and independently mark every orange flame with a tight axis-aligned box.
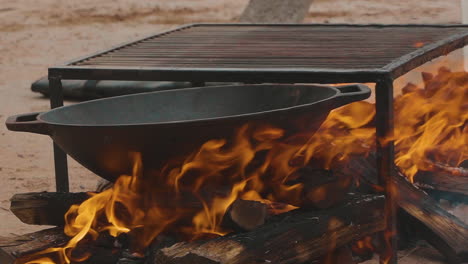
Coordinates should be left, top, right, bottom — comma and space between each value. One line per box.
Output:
394, 67, 467, 181
351, 236, 375, 255
21, 124, 310, 263
22, 66, 467, 263
22, 153, 177, 263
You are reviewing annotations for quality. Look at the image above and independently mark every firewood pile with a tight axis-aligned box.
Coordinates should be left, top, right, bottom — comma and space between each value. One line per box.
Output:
1, 154, 466, 264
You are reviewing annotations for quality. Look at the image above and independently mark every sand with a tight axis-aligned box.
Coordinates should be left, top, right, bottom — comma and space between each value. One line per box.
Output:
0, 0, 463, 262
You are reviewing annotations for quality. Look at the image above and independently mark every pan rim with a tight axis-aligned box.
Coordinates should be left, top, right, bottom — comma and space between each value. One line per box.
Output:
37, 83, 365, 127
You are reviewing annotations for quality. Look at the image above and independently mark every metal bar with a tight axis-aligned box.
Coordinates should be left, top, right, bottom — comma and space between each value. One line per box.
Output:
51, 66, 388, 83
49, 76, 69, 193
386, 32, 468, 79
375, 78, 397, 264
193, 23, 468, 28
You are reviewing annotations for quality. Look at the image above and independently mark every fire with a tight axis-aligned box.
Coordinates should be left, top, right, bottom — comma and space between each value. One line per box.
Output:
351, 236, 375, 255
21, 66, 467, 263
22, 153, 177, 263
394, 67, 467, 181
21, 124, 310, 263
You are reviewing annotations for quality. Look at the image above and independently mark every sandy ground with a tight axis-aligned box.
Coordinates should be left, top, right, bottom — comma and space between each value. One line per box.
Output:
0, 0, 464, 262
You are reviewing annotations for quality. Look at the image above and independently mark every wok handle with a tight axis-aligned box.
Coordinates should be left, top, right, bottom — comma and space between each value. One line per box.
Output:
334, 84, 371, 107
5, 112, 50, 135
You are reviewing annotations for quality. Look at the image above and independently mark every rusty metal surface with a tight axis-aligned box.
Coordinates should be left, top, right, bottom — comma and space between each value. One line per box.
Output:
69, 24, 467, 71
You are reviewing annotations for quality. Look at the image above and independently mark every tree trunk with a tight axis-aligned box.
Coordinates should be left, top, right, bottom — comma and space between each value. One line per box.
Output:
239, 0, 313, 23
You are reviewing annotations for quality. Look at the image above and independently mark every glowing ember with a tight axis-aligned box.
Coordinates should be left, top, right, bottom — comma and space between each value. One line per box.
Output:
351, 236, 375, 255
22, 67, 467, 264
413, 42, 425, 48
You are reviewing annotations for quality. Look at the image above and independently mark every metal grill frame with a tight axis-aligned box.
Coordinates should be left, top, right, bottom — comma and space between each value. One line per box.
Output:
51, 24, 468, 82
47, 24, 468, 263
48, 23, 468, 190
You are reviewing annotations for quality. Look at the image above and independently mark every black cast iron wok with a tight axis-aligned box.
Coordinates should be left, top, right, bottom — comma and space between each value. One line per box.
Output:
6, 84, 370, 182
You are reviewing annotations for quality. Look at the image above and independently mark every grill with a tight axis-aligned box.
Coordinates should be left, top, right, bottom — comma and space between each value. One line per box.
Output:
47, 24, 468, 264
53, 24, 468, 83
74, 25, 463, 69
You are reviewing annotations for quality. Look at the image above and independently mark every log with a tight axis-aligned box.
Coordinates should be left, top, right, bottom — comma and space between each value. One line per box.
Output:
0, 228, 124, 264
153, 194, 385, 264
414, 167, 468, 196
429, 161, 468, 176
12, 170, 347, 227
341, 154, 468, 263
9, 191, 204, 226
222, 199, 299, 231
393, 172, 468, 263
286, 168, 353, 209
0, 228, 67, 264
10, 192, 89, 226
222, 199, 269, 231
11, 192, 271, 233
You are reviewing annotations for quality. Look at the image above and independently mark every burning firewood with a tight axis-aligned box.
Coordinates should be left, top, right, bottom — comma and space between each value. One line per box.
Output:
9, 191, 205, 226
10, 192, 89, 226
9, 169, 349, 228
222, 199, 269, 231
0, 228, 132, 264
152, 194, 385, 264
341, 154, 468, 264
393, 172, 468, 264
222, 199, 299, 232
414, 161, 468, 196
288, 168, 353, 209
0, 228, 67, 264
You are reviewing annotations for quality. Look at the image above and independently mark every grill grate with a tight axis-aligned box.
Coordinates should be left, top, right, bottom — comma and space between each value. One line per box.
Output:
71, 25, 468, 72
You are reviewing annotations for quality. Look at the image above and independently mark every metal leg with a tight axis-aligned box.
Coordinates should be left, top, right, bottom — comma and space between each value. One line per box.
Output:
49, 76, 69, 193
375, 78, 398, 264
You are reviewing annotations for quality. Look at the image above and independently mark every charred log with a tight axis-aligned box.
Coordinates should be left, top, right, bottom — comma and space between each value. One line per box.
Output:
9, 191, 204, 226
222, 199, 269, 231
0, 228, 129, 264
414, 168, 468, 196
341, 154, 468, 263
285, 168, 353, 209
393, 171, 468, 263
0, 228, 67, 264
10, 192, 89, 226
12, 169, 351, 227
153, 194, 385, 264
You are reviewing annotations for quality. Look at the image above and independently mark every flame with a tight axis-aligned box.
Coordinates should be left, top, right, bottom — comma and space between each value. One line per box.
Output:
21, 124, 310, 263
351, 236, 375, 255
22, 65, 467, 263
394, 67, 467, 181
22, 153, 177, 263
